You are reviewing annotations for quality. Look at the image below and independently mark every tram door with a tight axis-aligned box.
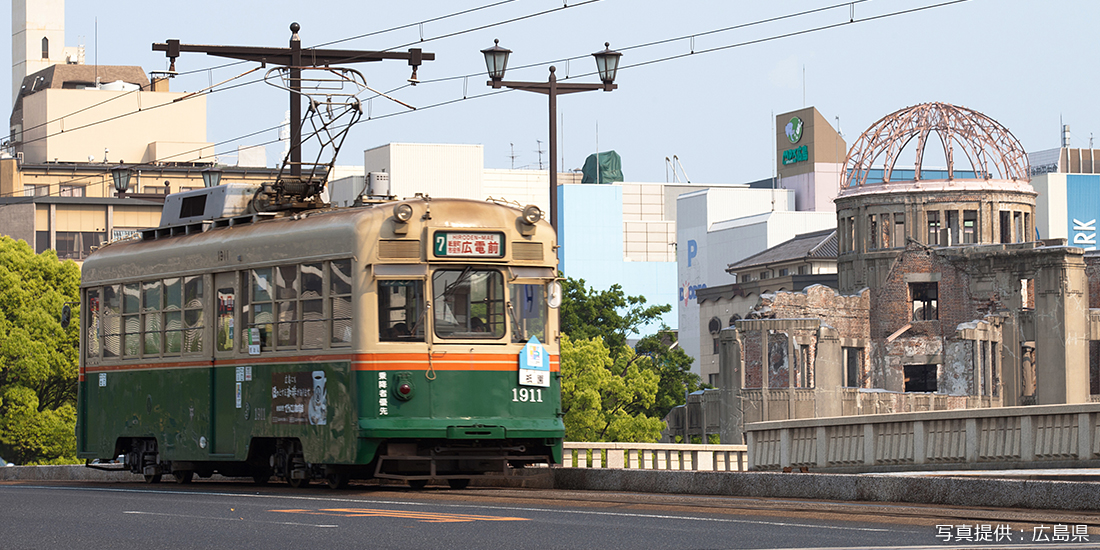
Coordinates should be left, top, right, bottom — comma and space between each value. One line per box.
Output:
211, 272, 238, 456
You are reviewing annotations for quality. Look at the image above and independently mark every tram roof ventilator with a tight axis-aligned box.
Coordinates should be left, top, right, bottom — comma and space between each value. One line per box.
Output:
144, 183, 277, 241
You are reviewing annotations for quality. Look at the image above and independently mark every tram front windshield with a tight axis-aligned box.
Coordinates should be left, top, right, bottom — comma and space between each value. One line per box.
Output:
433, 268, 506, 338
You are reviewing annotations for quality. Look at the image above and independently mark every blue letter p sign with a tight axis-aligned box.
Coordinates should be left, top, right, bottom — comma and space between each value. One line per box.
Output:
687, 240, 698, 267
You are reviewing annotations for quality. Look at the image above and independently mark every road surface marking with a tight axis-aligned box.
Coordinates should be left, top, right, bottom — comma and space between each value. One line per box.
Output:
270, 507, 529, 523
123, 510, 336, 528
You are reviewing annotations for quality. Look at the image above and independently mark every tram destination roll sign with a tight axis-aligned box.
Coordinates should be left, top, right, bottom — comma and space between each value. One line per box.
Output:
432, 231, 505, 258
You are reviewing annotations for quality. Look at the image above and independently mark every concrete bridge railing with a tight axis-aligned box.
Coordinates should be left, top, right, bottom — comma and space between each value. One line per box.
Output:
745, 402, 1100, 473
561, 442, 748, 471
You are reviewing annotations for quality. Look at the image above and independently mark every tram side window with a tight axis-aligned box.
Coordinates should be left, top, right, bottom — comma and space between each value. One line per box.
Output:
301, 262, 324, 349
275, 265, 299, 348
183, 276, 204, 354
164, 278, 182, 355
433, 269, 505, 339
122, 283, 140, 358
102, 285, 121, 358
379, 280, 424, 341
216, 286, 234, 352
509, 284, 548, 343
85, 288, 100, 359
142, 280, 162, 355
249, 268, 275, 350
331, 259, 353, 346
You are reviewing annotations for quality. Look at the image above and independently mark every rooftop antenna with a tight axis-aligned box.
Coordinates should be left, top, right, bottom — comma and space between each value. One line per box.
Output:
560, 112, 565, 175
595, 120, 600, 185
771, 110, 777, 211
535, 140, 544, 170
672, 155, 691, 183
94, 18, 99, 88
509, 142, 517, 169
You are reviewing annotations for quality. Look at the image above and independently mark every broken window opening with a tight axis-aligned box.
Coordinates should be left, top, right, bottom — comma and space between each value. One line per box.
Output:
904, 364, 938, 392
927, 211, 941, 245
869, 215, 878, 250
946, 210, 960, 246
880, 213, 891, 249
911, 282, 938, 321
843, 347, 862, 388
797, 344, 812, 388
963, 210, 977, 244
893, 213, 906, 248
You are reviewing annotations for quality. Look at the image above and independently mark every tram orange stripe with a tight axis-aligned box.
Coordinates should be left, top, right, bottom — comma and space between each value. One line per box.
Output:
352, 352, 559, 372
81, 352, 558, 374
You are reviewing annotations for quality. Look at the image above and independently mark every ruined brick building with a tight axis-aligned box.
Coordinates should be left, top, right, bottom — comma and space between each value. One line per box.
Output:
675, 103, 1097, 443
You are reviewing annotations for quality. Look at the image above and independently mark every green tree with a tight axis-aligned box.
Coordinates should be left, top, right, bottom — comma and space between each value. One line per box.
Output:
633, 331, 705, 420
559, 277, 670, 356
559, 335, 664, 442
0, 237, 80, 464
559, 276, 703, 422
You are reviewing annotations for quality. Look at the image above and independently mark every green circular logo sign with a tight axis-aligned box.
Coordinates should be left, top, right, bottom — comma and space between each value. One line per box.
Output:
785, 116, 803, 144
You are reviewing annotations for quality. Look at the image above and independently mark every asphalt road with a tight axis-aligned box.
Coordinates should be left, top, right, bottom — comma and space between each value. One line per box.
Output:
1, 480, 1098, 550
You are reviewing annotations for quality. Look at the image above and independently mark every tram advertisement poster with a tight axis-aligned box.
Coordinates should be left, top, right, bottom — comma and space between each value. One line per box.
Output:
271, 371, 328, 425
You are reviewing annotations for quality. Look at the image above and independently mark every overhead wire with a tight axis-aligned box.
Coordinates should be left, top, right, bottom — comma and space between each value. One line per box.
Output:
11, 0, 535, 147
358, 0, 975, 123
308, 0, 518, 48
408, 0, 874, 87
8, 0, 971, 204
0, 121, 289, 202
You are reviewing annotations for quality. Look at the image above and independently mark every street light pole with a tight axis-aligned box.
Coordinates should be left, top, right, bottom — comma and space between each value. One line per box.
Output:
482, 41, 621, 232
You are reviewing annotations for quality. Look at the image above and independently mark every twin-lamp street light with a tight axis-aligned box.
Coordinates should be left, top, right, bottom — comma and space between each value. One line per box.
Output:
481, 40, 621, 231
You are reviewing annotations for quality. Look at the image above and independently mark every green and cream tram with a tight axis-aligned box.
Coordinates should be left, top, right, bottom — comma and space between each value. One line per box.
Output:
77, 185, 563, 489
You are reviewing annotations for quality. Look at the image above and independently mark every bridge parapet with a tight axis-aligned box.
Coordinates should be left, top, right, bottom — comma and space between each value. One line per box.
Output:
745, 403, 1100, 473
561, 442, 748, 471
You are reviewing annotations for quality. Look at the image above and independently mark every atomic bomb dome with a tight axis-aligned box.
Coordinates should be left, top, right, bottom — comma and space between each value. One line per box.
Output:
839, 102, 1032, 195
834, 103, 1038, 293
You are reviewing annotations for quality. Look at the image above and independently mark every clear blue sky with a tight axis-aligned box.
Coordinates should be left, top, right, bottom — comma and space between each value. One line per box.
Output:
6, 0, 1098, 185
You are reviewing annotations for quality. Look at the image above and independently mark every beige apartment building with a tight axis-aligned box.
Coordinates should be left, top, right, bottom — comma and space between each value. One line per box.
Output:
3, 1, 278, 263
0, 160, 277, 261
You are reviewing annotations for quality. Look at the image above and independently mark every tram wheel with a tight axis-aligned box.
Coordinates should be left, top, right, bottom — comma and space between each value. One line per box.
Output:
287, 475, 311, 489
325, 473, 349, 490
143, 473, 162, 484
447, 478, 470, 490
407, 479, 428, 490
173, 471, 194, 484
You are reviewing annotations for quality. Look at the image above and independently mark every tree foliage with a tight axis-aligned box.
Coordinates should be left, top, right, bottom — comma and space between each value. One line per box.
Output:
559, 335, 664, 442
559, 277, 670, 354
0, 237, 80, 464
557, 277, 703, 434
630, 332, 705, 420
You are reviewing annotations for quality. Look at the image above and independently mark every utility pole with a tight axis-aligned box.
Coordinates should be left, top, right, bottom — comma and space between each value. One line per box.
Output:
153, 23, 433, 189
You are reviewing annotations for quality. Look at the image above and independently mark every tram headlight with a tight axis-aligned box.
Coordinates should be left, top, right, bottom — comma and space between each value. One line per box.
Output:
547, 280, 562, 309
394, 203, 414, 222
521, 205, 542, 225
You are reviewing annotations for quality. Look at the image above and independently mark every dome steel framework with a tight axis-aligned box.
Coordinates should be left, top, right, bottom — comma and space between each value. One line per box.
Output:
842, 102, 1030, 191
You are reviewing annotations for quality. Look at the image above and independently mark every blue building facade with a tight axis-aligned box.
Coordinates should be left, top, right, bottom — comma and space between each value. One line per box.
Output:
557, 183, 679, 337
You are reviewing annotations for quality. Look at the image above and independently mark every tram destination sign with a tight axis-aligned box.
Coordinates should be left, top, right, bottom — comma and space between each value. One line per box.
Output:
432, 231, 505, 258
